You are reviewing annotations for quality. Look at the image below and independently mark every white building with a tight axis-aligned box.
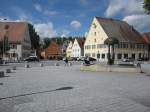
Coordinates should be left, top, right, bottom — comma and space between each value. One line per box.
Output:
66, 41, 73, 57
84, 17, 148, 61
0, 22, 31, 60
72, 38, 85, 57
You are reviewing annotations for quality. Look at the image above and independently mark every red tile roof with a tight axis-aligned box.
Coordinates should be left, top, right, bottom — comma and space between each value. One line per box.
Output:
76, 38, 85, 48
44, 41, 62, 55
142, 32, 150, 44
95, 17, 145, 43
0, 22, 29, 43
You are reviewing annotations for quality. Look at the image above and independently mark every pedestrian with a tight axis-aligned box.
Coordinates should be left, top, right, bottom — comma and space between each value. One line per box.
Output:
63, 57, 68, 66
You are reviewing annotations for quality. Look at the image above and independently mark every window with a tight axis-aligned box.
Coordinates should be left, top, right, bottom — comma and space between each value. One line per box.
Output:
94, 38, 96, 42
132, 54, 135, 59
92, 45, 96, 49
139, 53, 141, 58
130, 44, 135, 49
102, 54, 105, 59
117, 54, 122, 59
85, 53, 91, 57
10, 44, 17, 49
122, 43, 128, 48
94, 32, 96, 36
124, 54, 128, 58
97, 44, 106, 48
137, 44, 142, 49
97, 53, 100, 59
5, 25, 9, 30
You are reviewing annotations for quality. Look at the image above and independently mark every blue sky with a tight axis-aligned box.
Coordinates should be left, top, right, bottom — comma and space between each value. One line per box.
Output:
0, 0, 150, 38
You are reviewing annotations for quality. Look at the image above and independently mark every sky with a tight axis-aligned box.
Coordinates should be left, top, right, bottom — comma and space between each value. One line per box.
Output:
0, 0, 150, 38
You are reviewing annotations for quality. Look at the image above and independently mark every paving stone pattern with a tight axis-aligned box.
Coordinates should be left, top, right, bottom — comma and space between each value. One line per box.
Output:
0, 64, 150, 112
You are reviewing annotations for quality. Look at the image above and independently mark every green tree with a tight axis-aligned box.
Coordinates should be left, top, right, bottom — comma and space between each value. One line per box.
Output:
143, 0, 150, 14
43, 38, 51, 49
0, 36, 10, 56
28, 23, 40, 51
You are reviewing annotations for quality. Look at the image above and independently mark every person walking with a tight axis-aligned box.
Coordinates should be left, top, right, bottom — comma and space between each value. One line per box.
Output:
63, 57, 68, 66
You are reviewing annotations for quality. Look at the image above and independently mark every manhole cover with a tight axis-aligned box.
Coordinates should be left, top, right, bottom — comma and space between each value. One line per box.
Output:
55, 87, 73, 91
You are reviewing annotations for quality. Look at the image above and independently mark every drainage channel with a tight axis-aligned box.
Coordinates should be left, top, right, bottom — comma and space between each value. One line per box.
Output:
0, 86, 73, 101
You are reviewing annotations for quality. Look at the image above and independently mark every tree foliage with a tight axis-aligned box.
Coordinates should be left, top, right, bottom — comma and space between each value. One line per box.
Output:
143, 0, 150, 14
28, 23, 40, 50
43, 38, 51, 49
0, 36, 10, 54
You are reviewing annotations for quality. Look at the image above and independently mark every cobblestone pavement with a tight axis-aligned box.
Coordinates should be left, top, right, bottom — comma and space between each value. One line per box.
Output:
0, 64, 150, 112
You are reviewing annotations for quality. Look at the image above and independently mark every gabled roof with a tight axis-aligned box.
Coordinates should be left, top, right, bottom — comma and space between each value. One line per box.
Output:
95, 17, 145, 43
76, 38, 85, 48
0, 22, 29, 43
142, 32, 150, 44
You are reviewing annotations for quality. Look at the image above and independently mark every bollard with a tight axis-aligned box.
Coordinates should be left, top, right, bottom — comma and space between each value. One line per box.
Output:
6, 69, 11, 73
25, 64, 30, 68
55, 63, 59, 66
40, 63, 44, 67
137, 63, 143, 73
0, 71, 5, 77
12, 66, 16, 70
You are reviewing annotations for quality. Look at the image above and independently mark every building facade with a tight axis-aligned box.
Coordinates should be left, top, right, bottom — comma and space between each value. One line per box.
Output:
0, 22, 31, 60
142, 32, 150, 60
84, 17, 148, 61
66, 41, 73, 57
41, 41, 62, 60
72, 38, 85, 57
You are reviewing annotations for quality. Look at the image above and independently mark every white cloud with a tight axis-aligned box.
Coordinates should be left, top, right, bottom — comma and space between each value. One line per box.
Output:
70, 20, 82, 29
33, 4, 42, 12
44, 10, 59, 16
33, 4, 58, 16
105, 0, 144, 17
61, 29, 70, 37
34, 22, 57, 38
123, 14, 150, 31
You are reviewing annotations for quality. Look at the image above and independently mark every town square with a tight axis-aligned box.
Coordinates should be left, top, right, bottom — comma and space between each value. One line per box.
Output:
0, 0, 150, 112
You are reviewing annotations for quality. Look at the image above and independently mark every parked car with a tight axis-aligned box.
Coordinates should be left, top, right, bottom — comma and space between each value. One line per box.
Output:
24, 56, 39, 62
0, 58, 3, 64
122, 58, 134, 62
77, 57, 85, 61
89, 57, 97, 61
84, 57, 96, 61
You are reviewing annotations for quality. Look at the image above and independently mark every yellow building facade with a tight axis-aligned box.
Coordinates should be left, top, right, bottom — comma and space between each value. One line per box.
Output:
66, 41, 73, 57
84, 17, 148, 61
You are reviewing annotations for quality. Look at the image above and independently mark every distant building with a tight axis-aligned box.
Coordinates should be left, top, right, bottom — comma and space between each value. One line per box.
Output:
84, 17, 148, 61
66, 41, 73, 57
142, 32, 150, 60
61, 40, 69, 57
41, 41, 62, 59
0, 22, 31, 60
72, 38, 85, 57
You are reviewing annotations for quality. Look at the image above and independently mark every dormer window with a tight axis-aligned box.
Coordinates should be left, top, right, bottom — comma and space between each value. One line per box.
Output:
93, 23, 97, 28
5, 25, 9, 30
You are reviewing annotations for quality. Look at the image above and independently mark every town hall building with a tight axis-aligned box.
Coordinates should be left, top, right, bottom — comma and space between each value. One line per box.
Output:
84, 17, 148, 61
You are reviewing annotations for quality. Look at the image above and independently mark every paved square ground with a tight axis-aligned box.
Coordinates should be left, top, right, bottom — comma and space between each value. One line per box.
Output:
0, 64, 150, 112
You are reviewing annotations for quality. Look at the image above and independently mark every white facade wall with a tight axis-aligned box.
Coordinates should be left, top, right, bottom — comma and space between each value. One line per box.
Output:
72, 39, 82, 57
84, 17, 149, 62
